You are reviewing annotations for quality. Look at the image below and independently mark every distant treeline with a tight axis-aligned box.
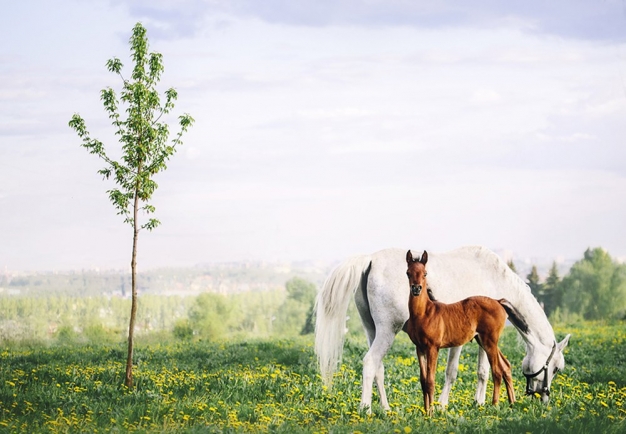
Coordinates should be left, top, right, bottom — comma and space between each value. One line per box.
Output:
0, 262, 328, 297
0, 277, 327, 345
1, 248, 624, 345
514, 247, 626, 322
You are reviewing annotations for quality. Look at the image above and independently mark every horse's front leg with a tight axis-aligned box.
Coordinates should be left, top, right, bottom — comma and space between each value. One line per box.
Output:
475, 345, 490, 405
439, 346, 462, 406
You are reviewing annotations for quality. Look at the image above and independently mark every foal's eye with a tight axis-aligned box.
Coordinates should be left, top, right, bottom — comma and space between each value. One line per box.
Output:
424, 272, 428, 277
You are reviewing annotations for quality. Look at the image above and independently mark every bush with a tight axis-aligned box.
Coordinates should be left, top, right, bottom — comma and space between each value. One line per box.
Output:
173, 319, 194, 341
55, 324, 78, 344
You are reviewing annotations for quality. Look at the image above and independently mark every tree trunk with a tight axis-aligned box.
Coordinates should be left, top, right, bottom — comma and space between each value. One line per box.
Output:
124, 191, 140, 388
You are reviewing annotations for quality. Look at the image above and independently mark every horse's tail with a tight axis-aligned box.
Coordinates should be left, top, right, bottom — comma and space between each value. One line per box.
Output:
315, 255, 372, 388
499, 298, 530, 334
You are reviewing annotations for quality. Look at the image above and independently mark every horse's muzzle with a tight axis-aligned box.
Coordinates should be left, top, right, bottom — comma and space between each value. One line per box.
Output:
525, 379, 551, 404
411, 285, 422, 297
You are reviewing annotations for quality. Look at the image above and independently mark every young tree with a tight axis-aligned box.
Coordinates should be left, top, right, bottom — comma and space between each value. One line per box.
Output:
68, 23, 194, 388
506, 259, 518, 274
526, 265, 543, 304
542, 261, 561, 317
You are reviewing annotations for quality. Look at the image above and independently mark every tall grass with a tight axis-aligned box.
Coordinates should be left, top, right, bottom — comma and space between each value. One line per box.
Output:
1, 322, 624, 433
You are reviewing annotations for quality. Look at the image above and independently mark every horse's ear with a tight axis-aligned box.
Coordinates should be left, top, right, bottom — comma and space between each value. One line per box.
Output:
406, 250, 413, 263
420, 250, 428, 265
558, 334, 571, 351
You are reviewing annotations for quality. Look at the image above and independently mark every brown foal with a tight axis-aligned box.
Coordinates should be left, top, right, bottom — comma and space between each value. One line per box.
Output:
405, 250, 516, 415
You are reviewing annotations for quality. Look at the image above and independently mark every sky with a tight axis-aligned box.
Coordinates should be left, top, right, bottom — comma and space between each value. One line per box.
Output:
1, 0, 626, 271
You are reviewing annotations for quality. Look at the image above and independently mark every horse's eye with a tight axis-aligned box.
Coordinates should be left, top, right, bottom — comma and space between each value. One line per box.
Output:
424, 272, 428, 277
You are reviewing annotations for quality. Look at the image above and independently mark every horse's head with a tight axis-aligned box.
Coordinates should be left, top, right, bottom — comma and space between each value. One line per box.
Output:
522, 334, 571, 403
406, 250, 428, 297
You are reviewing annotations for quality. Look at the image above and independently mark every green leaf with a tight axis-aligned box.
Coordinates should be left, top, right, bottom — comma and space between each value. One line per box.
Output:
106, 57, 123, 74
142, 218, 161, 231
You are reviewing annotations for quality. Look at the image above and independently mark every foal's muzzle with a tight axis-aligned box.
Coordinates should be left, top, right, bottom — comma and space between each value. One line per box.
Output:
411, 285, 422, 297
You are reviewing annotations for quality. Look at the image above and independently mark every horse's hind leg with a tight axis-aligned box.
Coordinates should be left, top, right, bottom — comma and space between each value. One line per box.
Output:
439, 346, 463, 406
375, 363, 389, 410
355, 285, 393, 412
360, 329, 395, 412
498, 350, 515, 404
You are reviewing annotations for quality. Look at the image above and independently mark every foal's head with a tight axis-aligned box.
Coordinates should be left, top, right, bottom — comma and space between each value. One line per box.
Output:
406, 250, 428, 297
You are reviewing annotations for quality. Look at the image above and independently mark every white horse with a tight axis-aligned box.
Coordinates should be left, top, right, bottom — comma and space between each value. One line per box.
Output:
315, 246, 570, 411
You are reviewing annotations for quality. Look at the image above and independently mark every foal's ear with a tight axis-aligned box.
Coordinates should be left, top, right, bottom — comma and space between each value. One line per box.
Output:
420, 250, 428, 265
406, 250, 414, 263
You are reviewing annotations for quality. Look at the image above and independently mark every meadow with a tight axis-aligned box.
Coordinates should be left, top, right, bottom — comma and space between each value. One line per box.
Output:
1, 322, 624, 433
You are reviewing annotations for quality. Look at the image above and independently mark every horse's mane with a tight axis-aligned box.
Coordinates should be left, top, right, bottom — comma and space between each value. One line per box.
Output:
465, 246, 533, 295
427, 287, 437, 301
443, 246, 555, 348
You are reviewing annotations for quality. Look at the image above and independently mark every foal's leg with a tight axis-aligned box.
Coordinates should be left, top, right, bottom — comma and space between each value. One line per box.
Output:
424, 347, 440, 416
475, 345, 490, 405
439, 346, 462, 406
498, 350, 516, 404
416, 348, 430, 414
477, 334, 504, 405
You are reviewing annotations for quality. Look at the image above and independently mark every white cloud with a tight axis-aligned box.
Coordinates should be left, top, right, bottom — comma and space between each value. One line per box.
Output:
296, 108, 373, 120
1, 1, 625, 270
470, 89, 502, 104
536, 132, 596, 143
115, 0, 626, 42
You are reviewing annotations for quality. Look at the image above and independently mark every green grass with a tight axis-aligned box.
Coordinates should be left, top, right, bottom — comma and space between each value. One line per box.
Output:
1, 322, 625, 433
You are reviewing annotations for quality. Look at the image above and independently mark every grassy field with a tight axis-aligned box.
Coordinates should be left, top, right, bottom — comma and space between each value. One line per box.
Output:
1, 322, 625, 433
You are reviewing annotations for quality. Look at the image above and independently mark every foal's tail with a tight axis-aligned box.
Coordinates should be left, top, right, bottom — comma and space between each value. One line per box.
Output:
499, 299, 530, 334
315, 255, 372, 388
